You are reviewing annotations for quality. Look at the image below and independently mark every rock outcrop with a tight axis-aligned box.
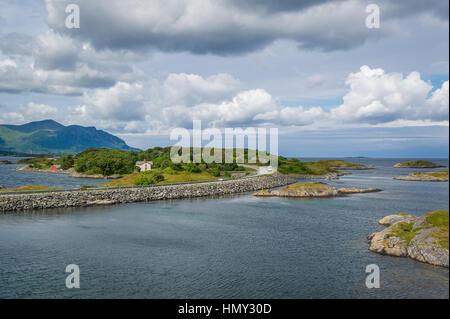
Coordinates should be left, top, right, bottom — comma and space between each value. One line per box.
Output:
368, 211, 449, 267
394, 170, 448, 182
0, 174, 298, 212
253, 182, 381, 198
394, 161, 444, 168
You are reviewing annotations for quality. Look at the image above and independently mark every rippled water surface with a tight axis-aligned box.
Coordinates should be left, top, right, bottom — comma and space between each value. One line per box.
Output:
0, 158, 448, 298
0, 156, 109, 189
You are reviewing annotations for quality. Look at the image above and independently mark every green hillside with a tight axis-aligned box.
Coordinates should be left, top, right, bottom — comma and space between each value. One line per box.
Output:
0, 120, 139, 154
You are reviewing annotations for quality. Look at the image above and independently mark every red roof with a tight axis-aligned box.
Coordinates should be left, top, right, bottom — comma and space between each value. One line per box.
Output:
50, 165, 58, 171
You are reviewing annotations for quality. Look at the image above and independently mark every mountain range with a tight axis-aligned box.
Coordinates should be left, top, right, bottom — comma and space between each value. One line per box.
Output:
0, 120, 139, 154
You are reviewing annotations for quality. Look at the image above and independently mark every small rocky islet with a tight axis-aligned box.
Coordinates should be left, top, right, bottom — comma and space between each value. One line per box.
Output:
394, 170, 449, 182
393, 160, 445, 168
368, 210, 449, 268
253, 182, 382, 198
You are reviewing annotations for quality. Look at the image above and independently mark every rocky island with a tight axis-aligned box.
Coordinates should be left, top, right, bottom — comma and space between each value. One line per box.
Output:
394, 170, 449, 182
368, 210, 449, 267
393, 160, 445, 168
253, 182, 381, 198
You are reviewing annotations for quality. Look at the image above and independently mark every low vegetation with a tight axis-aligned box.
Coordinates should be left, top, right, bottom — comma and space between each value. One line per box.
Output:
386, 222, 419, 246
414, 170, 448, 178
0, 185, 60, 192
394, 160, 443, 168
14, 146, 368, 187
426, 210, 449, 249
284, 183, 328, 190
278, 158, 368, 175
386, 210, 449, 249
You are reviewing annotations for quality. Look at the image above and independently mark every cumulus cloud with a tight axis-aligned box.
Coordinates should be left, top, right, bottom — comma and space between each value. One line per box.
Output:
331, 65, 449, 124
2, 67, 448, 133
163, 73, 241, 106
0, 33, 34, 56
34, 31, 78, 71
80, 81, 145, 121
155, 67, 448, 129
0, 102, 59, 124
0, 31, 142, 95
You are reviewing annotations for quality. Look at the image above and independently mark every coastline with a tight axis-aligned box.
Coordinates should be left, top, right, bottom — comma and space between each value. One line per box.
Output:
0, 174, 298, 212
16, 165, 121, 179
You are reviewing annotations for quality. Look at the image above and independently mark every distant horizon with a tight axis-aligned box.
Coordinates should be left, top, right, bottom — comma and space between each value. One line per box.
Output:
2, 119, 448, 159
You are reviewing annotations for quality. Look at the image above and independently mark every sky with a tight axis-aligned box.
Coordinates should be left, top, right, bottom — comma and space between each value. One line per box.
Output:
0, 0, 448, 157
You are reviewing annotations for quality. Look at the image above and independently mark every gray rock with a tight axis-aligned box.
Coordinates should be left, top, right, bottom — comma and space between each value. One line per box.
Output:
368, 213, 449, 268
407, 228, 449, 267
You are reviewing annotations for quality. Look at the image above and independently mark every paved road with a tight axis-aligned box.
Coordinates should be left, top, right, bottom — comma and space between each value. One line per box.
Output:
238, 164, 276, 175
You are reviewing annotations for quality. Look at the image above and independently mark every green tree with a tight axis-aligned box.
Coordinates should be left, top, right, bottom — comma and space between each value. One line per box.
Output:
60, 155, 74, 170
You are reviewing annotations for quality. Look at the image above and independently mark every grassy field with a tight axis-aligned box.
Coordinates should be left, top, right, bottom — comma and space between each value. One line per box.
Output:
413, 170, 448, 178
426, 210, 449, 249
0, 185, 60, 192
99, 171, 217, 187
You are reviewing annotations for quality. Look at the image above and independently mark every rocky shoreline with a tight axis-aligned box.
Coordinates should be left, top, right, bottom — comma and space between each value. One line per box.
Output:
253, 182, 381, 198
394, 161, 444, 168
368, 211, 449, 267
0, 174, 298, 212
394, 170, 448, 182
292, 172, 350, 180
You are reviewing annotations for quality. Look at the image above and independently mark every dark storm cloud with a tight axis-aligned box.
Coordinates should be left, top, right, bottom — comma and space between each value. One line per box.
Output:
382, 0, 449, 20
44, 0, 448, 56
44, 0, 382, 55
229, 0, 343, 13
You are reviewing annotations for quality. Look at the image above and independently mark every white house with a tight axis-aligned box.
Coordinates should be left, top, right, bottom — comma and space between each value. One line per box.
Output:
136, 160, 153, 172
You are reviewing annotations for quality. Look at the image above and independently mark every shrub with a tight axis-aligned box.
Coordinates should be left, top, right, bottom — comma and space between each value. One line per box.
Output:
60, 155, 75, 170
134, 171, 165, 185
207, 167, 220, 177
162, 167, 178, 175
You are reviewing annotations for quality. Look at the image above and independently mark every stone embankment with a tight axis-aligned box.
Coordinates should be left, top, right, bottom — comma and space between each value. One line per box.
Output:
0, 174, 298, 212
